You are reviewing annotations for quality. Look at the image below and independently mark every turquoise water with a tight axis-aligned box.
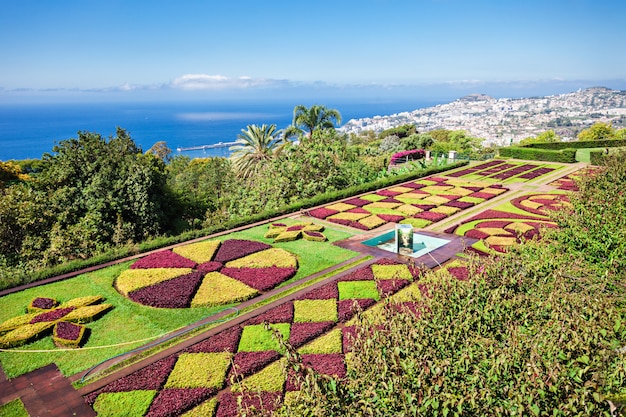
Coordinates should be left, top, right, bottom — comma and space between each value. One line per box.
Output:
362, 231, 450, 258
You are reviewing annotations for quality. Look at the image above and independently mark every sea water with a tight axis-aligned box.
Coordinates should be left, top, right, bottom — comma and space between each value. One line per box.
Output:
0, 99, 439, 161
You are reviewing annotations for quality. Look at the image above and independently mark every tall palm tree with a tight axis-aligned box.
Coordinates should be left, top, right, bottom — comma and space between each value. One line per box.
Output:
229, 124, 285, 179
285, 105, 342, 141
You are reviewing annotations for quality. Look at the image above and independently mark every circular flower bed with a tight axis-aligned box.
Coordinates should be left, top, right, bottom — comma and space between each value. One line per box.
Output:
114, 239, 299, 309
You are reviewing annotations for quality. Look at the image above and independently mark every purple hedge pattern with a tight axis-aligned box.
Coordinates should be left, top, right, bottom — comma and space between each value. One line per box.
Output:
55, 321, 81, 341
228, 351, 282, 382
295, 282, 339, 300
445, 200, 474, 209
196, 261, 223, 273
415, 211, 448, 222
183, 327, 242, 354
376, 189, 402, 197
308, 207, 339, 219
302, 354, 347, 378
338, 299, 377, 323
289, 321, 336, 348
377, 279, 411, 298
216, 392, 282, 417
243, 302, 294, 326
338, 267, 375, 282
221, 267, 297, 292
342, 197, 371, 207
213, 240, 272, 263
128, 272, 204, 309
30, 307, 75, 324
31, 297, 57, 310
346, 207, 370, 214
84, 356, 178, 405
447, 266, 469, 281
131, 250, 197, 269
146, 388, 216, 417
377, 214, 405, 223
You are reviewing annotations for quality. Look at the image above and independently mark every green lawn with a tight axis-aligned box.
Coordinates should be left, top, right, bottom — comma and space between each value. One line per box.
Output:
575, 147, 626, 163
0, 221, 358, 379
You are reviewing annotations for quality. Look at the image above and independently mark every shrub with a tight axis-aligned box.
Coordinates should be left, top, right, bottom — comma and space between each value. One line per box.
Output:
498, 146, 577, 162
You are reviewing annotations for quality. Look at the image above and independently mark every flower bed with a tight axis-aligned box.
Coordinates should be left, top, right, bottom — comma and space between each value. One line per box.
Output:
116, 240, 299, 308
85, 258, 426, 416
0, 296, 112, 349
304, 176, 507, 230
444, 192, 568, 254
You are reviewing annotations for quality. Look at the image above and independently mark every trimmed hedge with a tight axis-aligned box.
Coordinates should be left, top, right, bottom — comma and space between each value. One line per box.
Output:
520, 138, 626, 150
498, 147, 577, 162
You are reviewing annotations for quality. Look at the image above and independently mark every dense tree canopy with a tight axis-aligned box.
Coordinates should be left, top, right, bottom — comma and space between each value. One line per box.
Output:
577, 122, 616, 141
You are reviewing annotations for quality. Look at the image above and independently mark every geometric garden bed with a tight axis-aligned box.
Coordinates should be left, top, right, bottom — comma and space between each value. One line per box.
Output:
308, 176, 508, 230
85, 257, 435, 416
444, 192, 571, 254
115, 239, 298, 309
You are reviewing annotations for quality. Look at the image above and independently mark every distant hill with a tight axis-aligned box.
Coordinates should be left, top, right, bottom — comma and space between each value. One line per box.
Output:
340, 87, 626, 146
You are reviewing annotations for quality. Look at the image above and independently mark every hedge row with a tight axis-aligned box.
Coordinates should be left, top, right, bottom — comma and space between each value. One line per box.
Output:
519, 138, 626, 150
498, 147, 577, 163
1, 161, 468, 292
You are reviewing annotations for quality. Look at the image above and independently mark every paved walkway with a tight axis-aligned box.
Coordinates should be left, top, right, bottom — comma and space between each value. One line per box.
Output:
0, 364, 95, 417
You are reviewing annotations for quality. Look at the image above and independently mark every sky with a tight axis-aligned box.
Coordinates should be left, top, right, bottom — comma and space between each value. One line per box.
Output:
1, 0, 625, 103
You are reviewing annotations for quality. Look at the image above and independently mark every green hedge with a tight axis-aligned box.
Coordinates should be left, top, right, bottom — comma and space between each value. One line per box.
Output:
519, 139, 626, 150
498, 147, 577, 163
1, 161, 468, 292
590, 150, 607, 165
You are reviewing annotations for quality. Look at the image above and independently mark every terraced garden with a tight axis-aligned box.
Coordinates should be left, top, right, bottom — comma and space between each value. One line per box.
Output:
0, 159, 597, 416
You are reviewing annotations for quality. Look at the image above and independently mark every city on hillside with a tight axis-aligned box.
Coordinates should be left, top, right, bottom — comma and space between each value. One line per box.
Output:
340, 87, 626, 146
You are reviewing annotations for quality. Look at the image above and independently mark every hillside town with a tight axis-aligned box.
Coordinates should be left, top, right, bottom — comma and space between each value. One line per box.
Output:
340, 87, 626, 146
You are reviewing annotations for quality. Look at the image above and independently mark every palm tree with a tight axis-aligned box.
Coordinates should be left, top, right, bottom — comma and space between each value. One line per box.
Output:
284, 105, 342, 141
229, 124, 285, 179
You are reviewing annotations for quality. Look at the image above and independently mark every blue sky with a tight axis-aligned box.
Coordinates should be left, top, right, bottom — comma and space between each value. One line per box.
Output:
1, 0, 625, 102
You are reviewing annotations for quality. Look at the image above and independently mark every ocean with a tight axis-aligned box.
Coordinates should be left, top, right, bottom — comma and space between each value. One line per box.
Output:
0, 99, 440, 161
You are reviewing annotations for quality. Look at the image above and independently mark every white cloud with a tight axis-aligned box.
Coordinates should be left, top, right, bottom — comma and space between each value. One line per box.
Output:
169, 74, 285, 90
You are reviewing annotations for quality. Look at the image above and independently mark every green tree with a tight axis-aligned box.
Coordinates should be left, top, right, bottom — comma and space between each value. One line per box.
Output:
284, 105, 342, 141
401, 133, 434, 151
519, 129, 561, 145
229, 124, 285, 179
166, 156, 235, 229
146, 141, 173, 161
33, 128, 170, 263
577, 122, 615, 141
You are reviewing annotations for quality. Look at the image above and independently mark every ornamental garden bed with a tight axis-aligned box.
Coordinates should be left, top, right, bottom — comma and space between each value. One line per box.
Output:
308, 176, 508, 231
85, 257, 462, 417
446, 160, 565, 183
0, 222, 358, 379
548, 166, 601, 191
443, 192, 571, 254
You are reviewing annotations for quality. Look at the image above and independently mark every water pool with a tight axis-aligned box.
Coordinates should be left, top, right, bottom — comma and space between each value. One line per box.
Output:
361, 231, 451, 258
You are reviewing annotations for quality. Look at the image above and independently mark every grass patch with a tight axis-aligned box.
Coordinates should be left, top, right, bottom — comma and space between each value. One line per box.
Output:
92, 390, 156, 417
293, 299, 338, 323
0, 398, 29, 417
338, 281, 380, 301
238, 323, 291, 353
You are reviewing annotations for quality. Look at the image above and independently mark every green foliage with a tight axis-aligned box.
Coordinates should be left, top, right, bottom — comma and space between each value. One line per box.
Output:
285, 104, 342, 141
0, 398, 29, 417
401, 133, 434, 151
238, 323, 291, 353
520, 139, 626, 150
577, 122, 616, 141
337, 281, 380, 301
548, 151, 626, 278
92, 390, 156, 417
293, 299, 338, 323
498, 147, 577, 162
378, 124, 417, 140
519, 129, 561, 145
166, 156, 235, 230
164, 352, 231, 389
229, 124, 286, 179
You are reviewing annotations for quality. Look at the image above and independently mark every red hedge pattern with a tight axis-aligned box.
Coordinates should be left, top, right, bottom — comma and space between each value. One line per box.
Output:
128, 272, 204, 309
131, 250, 197, 269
